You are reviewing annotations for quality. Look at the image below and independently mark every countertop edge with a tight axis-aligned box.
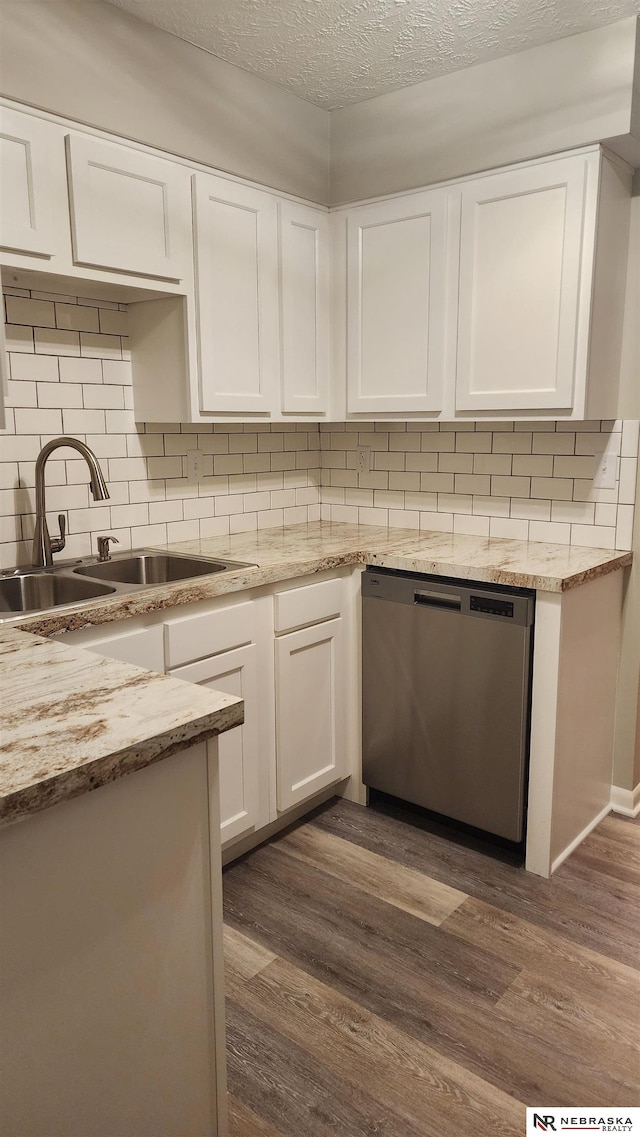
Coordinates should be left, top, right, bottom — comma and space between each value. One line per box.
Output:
0, 696, 244, 831
10, 539, 633, 636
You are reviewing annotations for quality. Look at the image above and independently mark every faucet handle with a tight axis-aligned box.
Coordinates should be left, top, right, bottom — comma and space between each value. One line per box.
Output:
97, 534, 119, 562
50, 514, 67, 555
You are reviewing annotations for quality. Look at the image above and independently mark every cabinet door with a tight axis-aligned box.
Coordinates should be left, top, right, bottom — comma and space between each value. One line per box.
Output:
66, 133, 191, 280
346, 188, 448, 414
193, 172, 279, 414
0, 108, 61, 257
455, 153, 598, 413
170, 645, 265, 845
279, 200, 329, 415
275, 617, 346, 812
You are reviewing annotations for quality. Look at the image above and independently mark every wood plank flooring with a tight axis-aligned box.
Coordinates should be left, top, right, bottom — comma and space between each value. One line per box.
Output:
223, 799, 640, 1136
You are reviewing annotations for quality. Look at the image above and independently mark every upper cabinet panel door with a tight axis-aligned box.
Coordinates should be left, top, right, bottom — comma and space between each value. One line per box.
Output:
279, 201, 329, 415
346, 189, 448, 415
194, 172, 279, 414
455, 153, 599, 413
0, 109, 61, 257
66, 133, 191, 280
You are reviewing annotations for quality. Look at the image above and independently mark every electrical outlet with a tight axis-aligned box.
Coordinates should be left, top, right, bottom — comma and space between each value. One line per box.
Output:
357, 446, 371, 474
187, 449, 203, 481
593, 450, 618, 490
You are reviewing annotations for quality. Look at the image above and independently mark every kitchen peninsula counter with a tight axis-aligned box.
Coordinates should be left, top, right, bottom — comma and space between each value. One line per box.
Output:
0, 624, 243, 828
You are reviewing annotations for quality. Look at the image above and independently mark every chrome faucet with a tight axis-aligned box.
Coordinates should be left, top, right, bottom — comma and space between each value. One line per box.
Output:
32, 437, 110, 567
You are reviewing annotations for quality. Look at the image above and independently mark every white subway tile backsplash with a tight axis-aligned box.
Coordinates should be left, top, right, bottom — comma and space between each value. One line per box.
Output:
10, 353, 59, 382
406, 453, 438, 472
59, 357, 103, 384
616, 505, 635, 551
492, 432, 532, 454
5, 380, 37, 408
489, 517, 529, 540
532, 432, 574, 454
621, 420, 640, 459
98, 309, 129, 336
552, 454, 596, 479
419, 510, 453, 532
491, 475, 531, 498
438, 453, 473, 474
512, 455, 553, 477
618, 458, 638, 506
530, 477, 573, 501
14, 408, 63, 434
5, 324, 34, 352
62, 409, 106, 434
455, 473, 491, 495
550, 501, 596, 525
102, 360, 132, 385
1, 291, 636, 567
80, 332, 122, 359
6, 297, 56, 328
131, 523, 168, 546
37, 382, 83, 409
55, 302, 99, 333
570, 523, 616, 549
453, 514, 490, 536
472, 453, 512, 475
82, 385, 125, 409
34, 328, 80, 356
528, 520, 571, 544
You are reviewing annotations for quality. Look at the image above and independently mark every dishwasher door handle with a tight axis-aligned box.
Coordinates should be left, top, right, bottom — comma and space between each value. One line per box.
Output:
414, 589, 462, 610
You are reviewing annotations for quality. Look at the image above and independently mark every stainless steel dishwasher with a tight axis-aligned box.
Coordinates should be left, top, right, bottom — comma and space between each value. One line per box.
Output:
362, 567, 535, 843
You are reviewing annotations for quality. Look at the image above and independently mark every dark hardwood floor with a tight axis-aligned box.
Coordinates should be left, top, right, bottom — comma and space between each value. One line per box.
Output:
222, 799, 640, 1137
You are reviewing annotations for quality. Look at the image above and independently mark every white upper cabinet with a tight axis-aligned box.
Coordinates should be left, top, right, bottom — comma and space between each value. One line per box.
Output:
193, 172, 279, 414
279, 200, 330, 416
0, 108, 63, 258
346, 188, 449, 415
66, 133, 192, 281
455, 153, 599, 414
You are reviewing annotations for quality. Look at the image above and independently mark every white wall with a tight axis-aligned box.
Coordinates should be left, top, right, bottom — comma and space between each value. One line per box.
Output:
330, 17, 640, 203
0, 0, 330, 204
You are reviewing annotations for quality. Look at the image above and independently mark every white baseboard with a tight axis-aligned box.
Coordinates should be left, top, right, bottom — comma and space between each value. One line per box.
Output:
610, 782, 640, 817
550, 802, 612, 874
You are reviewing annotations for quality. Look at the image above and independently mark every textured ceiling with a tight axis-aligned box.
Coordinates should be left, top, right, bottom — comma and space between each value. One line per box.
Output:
104, 0, 640, 108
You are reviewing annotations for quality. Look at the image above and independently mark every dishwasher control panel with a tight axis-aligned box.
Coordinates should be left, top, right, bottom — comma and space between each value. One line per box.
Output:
470, 595, 514, 619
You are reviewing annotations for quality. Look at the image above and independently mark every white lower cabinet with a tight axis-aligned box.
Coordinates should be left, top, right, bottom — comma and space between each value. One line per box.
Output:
169, 643, 265, 846
275, 615, 346, 811
57, 569, 353, 852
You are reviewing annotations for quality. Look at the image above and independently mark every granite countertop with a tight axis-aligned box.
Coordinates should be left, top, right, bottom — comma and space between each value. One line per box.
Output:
0, 625, 243, 829
13, 521, 633, 639
1, 521, 631, 829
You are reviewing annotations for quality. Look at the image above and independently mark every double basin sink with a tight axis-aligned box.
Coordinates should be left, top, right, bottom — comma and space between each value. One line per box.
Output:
0, 550, 255, 619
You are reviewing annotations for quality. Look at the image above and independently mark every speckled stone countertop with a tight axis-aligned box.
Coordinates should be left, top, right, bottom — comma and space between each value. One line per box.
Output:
0, 625, 243, 829
12, 521, 632, 639
1, 522, 631, 828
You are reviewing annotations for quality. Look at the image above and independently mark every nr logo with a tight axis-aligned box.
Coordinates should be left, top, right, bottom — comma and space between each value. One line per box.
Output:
533, 1118, 557, 1132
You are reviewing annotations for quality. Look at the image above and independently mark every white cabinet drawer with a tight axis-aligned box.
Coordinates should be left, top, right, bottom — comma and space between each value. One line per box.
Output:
59, 623, 165, 673
165, 600, 255, 668
274, 576, 344, 635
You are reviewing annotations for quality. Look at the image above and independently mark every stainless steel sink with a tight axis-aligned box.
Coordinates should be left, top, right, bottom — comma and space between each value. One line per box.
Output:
74, 551, 252, 586
0, 572, 116, 615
